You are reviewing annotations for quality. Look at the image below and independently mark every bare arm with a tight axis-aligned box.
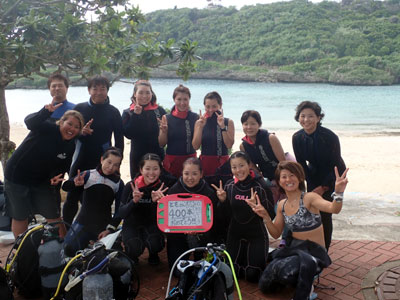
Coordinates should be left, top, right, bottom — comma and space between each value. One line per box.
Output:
192, 110, 206, 150
222, 119, 235, 149
158, 114, 168, 147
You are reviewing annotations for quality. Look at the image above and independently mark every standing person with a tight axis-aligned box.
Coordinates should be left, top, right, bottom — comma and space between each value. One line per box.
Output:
62, 75, 124, 226
213, 151, 274, 283
119, 153, 167, 265
4, 106, 84, 238
62, 148, 124, 256
122, 80, 166, 178
166, 157, 220, 269
292, 101, 346, 250
46, 73, 75, 121
192, 91, 235, 177
158, 85, 198, 178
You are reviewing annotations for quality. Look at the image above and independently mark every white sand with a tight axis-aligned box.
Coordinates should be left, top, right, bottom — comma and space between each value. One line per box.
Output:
2, 124, 400, 241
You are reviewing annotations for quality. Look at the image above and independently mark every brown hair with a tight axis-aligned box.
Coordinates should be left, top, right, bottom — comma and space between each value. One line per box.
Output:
275, 161, 306, 193
57, 110, 84, 130
173, 84, 191, 100
47, 73, 69, 89
241, 110, 262, 126
132, 80, 157, 104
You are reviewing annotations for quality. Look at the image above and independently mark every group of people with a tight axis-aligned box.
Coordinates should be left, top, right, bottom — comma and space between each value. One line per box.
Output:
3, 73, 348, 292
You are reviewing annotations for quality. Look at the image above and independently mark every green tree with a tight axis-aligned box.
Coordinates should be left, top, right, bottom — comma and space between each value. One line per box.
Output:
0, 0, 199, 174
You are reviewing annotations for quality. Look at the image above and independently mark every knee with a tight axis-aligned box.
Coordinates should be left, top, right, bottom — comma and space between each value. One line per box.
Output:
124, 238, 145, 259
146, 233, 165, 254
245, 267, 262, 283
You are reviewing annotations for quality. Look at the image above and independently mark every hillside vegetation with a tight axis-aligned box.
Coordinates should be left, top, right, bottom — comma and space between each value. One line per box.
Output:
141, 0, 400, 85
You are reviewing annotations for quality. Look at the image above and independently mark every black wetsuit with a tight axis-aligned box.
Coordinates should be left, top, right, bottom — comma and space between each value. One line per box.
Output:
242, 129, 279, 181
165, 177, 220, 268
222, 174, 274, 283
119, 178, 165, 261
62, 97, 124, 226
292, 125, 346, 250
122, 106, 166, 178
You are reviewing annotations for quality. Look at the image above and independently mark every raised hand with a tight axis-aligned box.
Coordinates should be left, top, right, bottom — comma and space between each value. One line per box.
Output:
334, 166, 349, 193
74, 169, 86, 186
45, 102, 63, 112
216, 109, 225, 128
50, 173, 64, 185
151, 182, 168, 202
130, 181, 144, 203
133, 103, 143, 115
82, 118, 94, 136
248, 188, 258, 206
211, 180, 227, 202
159, 115, 168, 133
196, 110, 207, 128
249, 194, 269, 219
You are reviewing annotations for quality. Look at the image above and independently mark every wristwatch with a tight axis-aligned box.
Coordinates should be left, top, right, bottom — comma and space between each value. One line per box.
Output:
221, 126, 228, 132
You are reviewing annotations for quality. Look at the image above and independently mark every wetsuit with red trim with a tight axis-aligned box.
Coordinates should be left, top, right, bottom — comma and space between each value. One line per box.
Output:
118, 176, 165, 261
221, 172, 275, 283
163, 106, 198, 178
122, 102, 166, 177
200, 113, 229, 176
242, 129, 279, 181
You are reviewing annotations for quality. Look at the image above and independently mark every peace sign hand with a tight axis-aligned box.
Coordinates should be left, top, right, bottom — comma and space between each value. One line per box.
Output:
216, 109, 225, 128
151, 182, 168, 202
247, 194, 269, 219
211, 180, 227, 202
130, 181, 143, 203
45, 102, 63, 113
50, 173, 64, 185
334, 166, 349, 193
74, 169, 86, 186
159, 115, 168, 133
196, 110, 206, 128
82, 119, 94, 136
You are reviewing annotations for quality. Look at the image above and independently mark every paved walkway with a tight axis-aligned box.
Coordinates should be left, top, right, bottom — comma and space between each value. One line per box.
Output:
1, 239, 400, 300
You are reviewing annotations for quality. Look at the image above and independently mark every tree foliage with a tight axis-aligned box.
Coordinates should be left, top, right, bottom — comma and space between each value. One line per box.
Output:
140, 0, 400, 84
0, 0, 199, 173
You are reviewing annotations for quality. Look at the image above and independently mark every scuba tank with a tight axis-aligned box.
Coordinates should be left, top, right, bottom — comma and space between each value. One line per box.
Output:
37, 225, 67, 299
82, 273, 113, 300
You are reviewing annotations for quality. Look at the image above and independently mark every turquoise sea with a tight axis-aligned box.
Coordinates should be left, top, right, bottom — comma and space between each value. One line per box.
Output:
5, 78, 400, 134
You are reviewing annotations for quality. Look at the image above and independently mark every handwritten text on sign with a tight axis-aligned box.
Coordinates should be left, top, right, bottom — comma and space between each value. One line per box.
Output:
168, 200, 202, 227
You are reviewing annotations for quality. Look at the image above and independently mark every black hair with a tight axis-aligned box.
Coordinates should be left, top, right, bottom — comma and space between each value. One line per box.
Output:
48, 73, 69, 89
241, 110, 262, 126
203, 91, 222, 106
230, 151, 251, 165
88, 75, 110, 91
182, 157, 203, 173
102, 147, 123, 160
132, 80, 157, 105
294, 101, 325, 124
139, 153, 162, 171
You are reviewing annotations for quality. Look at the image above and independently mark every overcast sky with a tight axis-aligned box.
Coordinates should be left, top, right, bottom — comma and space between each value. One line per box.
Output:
130, 0, 302, 13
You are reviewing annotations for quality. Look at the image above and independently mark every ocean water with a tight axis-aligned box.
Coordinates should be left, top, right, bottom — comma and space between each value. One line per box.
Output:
5, 78, 400, 134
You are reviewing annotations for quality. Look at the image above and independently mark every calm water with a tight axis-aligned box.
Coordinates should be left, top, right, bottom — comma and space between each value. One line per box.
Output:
5, 78, 400, 134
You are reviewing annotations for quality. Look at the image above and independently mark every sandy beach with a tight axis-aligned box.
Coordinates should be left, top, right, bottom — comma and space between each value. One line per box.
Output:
2, 124, 400, 241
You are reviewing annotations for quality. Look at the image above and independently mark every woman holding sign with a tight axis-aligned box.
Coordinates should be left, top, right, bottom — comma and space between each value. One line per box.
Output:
192, 91, 235, 177
213, 151, 275, 283
158, 85, 198, 178
165, 158, 220, 270
122, 80, 166, 177
119, 153, 168, 265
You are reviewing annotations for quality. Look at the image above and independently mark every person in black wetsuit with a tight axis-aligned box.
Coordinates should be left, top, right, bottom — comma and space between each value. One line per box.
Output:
165, 157, 221, 269
122, 80, 166, 178
213, 151, 275, 283
192, 91, 235, 177
119, 153, 168, 265
5, 107, 84, 238
292, 101, 346, 250
62, 148, 124, 257
158, 85, 198, 178
62, 76, 124, 226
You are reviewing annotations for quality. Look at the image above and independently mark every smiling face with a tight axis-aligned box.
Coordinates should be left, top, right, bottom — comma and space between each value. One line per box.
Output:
242, 116, 260, 138
204, 98, 221, 116
182, 163, 202, 188
174, 92, 190, 112
100, 154, 122, 176
230, 157, 250, 182
299, 108, 320, 134
134, 85, 152, 106
49, 79, 68, 103
59, 116, 81, 140
88, 84, 108, 104
278, 169, 300, 193
140, 160, 161, 185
